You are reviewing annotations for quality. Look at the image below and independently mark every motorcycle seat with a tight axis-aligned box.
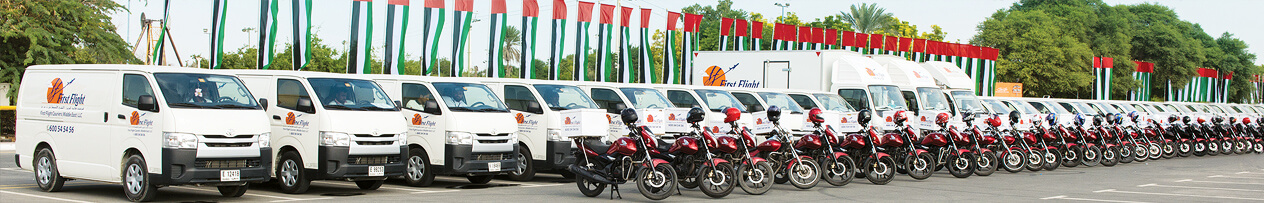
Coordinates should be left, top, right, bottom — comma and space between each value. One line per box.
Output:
656, 139, 673, 153
584, 139, 612, 155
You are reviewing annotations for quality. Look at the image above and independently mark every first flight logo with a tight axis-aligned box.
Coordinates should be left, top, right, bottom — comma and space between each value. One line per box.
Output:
46, 78, 86, 105
129, 111, 153, 126
703, 64, 761, 88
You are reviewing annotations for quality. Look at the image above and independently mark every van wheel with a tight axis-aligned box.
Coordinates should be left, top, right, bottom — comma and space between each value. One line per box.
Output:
123, 154, 158, 202
355, 180, 383, 190
404, 148, 435, 187
507, 146, 535, 181
276, 151, 310, 194
217, 185, 248, 197
468, 175, 494, 184
34, 148, 66, 192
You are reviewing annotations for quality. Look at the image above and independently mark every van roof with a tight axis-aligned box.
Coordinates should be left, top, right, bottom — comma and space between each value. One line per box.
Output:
221, 69, 361, 79
829, 53, 895, 87
919, 61, 974, 90
354, 74, 494, 83
29, 64, 239, 75
869, 55, 937, 89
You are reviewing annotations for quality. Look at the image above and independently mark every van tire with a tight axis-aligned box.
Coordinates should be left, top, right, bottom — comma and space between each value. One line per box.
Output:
217, 185, 248, 197
506, 146, 535, 181
276, 151, 310, 194
355, 180, 383, 190
34, 148, 65, 192
468, 175, 494, 184
122, 154, 158, 202
404, 148, 435, 187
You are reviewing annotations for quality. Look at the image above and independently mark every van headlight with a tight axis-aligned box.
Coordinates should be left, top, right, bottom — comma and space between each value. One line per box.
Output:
257, 133, 271, 147
548, 129, 566, 141
446, 131, 474, 145
320, 132, 351, 146
509, 132, 519, 143
397, 133, 408, 146
164, 132, 198, 149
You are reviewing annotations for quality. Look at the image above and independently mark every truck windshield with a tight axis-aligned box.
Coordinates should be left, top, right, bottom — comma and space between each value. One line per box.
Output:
916, 87, 950, 111
868, 85, 907, 111
533, 84, 598, 110
620, 87, 673, 109
694, 89, 746, 112
758, 92, 804, 113
813, 93, 856, 112
950, 91, 985, 114
433, 82, 509, 112
154, 73, 259, 109
308, 78, 397, 111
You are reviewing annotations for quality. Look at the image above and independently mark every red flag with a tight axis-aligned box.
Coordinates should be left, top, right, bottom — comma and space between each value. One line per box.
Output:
425, 0, 444, 8
523, 0, 538, 17
912, 39, 926, 53
987, 47, 1000, 60
576, 1, 594, 22
1102, 57, 1113, 68
853, 33, 868, 48
825, 29, 837, 45
552, 0, 566, 19
841, 31, 855, 46
884, 36, 897, 52
619, 6, 632, 27
1224, 72, 1233, 80
639, 8, 651, 28
683, 13, 703, 32
897, 37, 912, 52
811, 28, 824, 43
735, 19, 748, 37
720, 18, 733, 36
388, 0, 409, 5
869, 34, 884, 49
773, 23, 790, 40
1198, 68, 1217, 78
598, 4, 614, 24
455, 0, 473, 11
797, 27, 810, 42
666, 12, 680, 30
1093, 57, 1101, 68
751, 21, 763, 39
491, 0, 506, 14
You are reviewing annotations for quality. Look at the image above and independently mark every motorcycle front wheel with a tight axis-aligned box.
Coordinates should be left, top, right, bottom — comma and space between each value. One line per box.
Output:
1235, 139, 1250, 154
1100, 146, 1118, 167
866, 156, 896, 185
907, 153, 934, 179
1193, 141, 1207, 157
1134, 144, 1149, 162
1220, 140, 1234, 155
1002, 150, 1025, 173
787, 158, 821, 189
1178, 141, 1194, 157
636, 164, 678, 200
698, 163, 735, 198
1062, 147, 1081, 168
1025, 149, 1044, 172
975, 151, 998, 176
947, 153, 975, 178
1043, 149, 1061, 171
1119, 144, 1135, 163
821, 155, 856, 186
1162, 141, 1177, 159
737, 161, 774, 195
1081, 145, 1102, 167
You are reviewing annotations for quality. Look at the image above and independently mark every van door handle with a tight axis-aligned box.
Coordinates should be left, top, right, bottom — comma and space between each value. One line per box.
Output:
273, 115, 282, 120
118, 114, 126, 119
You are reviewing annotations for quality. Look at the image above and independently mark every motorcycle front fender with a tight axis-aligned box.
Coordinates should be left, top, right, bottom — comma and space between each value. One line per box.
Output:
874, 152, 891, 160
649, 158, 671, 168
833, 152, 849, 159
708, 158, 730, 166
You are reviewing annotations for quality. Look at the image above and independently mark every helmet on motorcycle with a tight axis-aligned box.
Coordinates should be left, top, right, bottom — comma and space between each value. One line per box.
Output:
1092, 116, 1103, 126
1046, 113, 1058, 124
767, 106, 782, 122
1168, 115, 1179, 123
1243, 117, 1252, 125
893, 110, 908, 124
936, 112, 952, 125
1182, 116, 1191, 124
1008, 111, 1021, 123
988, 114, 1003, 127
620, 108, 639, 124
686, 107, 706, 123
808, 108, 825, 123
1128, 111, 1140, 122
724, 107, 742, 123
1074, 114, 1086, 125
1112, 113, 1123, 125
857, 109, 872, 126
1212, 116, 1223, 124
1197, 117, 1207, 124
1229, 117, 1238, 124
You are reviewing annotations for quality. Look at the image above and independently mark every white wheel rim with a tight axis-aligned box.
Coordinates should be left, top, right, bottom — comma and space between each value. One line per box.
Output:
645, 169, 667, 188
794, 161, 816, 180
706, 169, 728, 186
745, 166, 767, 183
408, 156, 425, 180
1045, 152, 1057, 163
126, 164, 143, 194
1006, 153, 1022, 166
281, 160, 298, 186
37, 157, 51, 185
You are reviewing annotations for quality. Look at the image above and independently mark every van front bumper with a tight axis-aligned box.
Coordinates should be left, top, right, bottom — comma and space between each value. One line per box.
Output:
440, 144, 518, 175
154, 148, 271, 186
543, 140, 575, 171
312, 146, 407, 181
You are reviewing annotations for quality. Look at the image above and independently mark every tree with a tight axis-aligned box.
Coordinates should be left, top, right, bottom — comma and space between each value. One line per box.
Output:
920, 25, 946, 41
839, 3, 893, 34
2, 0, 139, 103
502, 26, 522, 65
973, 10, 1095, 98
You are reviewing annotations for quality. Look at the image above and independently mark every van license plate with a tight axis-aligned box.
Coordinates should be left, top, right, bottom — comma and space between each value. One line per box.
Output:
220, 170, 240, 182
368, 166, 384, 176
488, 162, 501, 172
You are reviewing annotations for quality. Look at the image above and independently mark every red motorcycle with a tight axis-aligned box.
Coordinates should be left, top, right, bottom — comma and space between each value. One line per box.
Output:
800, 108, 858, 186
712, 107, 776, 195
990, 112, 1030, 173
839, 110, 900, 184
1033, 114, 1064, 171
569, 109, 678, 200
963, 114, 998, 176
1069, 115, 1103, 167
886, 111, 935, 180
749, 107, 820, 189
666, 107, 736, 198
921, 112, 976, 178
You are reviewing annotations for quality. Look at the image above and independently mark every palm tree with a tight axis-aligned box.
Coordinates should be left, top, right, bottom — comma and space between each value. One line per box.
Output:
501, 27, 522, 64
839, 3, 893, 34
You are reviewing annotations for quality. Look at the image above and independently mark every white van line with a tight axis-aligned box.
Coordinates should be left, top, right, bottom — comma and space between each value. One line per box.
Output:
1094, 189, 1264, 201
1040, 195, 1151, 203
1175, 179, 1264, 185
1236, 171, 1264, 175
1206, 175, 1264, 180
0, 190, 93, 203
1137, 183, 1264, 192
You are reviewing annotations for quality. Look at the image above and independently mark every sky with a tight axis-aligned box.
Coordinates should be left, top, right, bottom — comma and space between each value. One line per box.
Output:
109, 0, 1264, 69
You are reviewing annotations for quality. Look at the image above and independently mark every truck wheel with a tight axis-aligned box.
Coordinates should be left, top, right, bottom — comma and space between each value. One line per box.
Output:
507, 146, 535, 181
468, 175, 494, 184
34, 148, 66, 192
217, 185, 248, 197
355, 180, 383, 190
123, 154, 158, 202
276, 151, 310, 194
404, 148, 435, 187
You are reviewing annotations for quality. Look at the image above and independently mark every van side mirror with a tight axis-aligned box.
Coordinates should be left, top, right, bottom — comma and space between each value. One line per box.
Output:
296, 97, 315, 114
138, 95, 159, 112
423, 100, 442, 115
526, 100, 544, 114
394, 100, 403, 108
258, 98, 269, 110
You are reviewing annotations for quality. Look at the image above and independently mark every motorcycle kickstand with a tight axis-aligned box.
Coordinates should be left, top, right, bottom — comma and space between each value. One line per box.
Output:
609, 184, 622, 199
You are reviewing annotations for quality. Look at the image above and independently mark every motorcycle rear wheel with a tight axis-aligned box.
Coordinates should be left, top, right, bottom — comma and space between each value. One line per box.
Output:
975, 151, 998, 176
636, 164, 678, 200
787, 158, 820, 189
737, 161, 774, 195
821, 155, 856, 186
947, 153, 974, 178
1025, 150, 1044, 172
866, 156, 896, 185
1100, 146, 1118, 167
698, 163, 736, 198
576, 175, 606, 197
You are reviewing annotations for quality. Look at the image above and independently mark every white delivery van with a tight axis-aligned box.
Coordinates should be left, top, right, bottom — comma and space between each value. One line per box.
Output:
575, 82, 676, 140
226, 70, 406, 193
691, 50, 907, 132
482, 78, 600, 181
16, 65, 271, 201
872, 55, 952, 132
654, 84, 755, 135
784, 89, 863, 133
725, 87, 807, 135
366, 75, 518, 186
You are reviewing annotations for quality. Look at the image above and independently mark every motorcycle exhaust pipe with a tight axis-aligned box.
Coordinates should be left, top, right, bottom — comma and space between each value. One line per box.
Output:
568, 165, 615, 184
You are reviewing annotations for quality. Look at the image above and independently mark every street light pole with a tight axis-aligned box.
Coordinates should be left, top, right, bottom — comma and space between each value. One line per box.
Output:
774, 3, 790, 21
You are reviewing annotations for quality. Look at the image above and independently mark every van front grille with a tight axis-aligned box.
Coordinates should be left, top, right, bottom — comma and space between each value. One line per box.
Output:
206, 143, 253, 147
356, 141, 395, 146
476, 133, 510, 137
355, 134, 395, 137
478, 140, 509, 144
195, 159, 261, 168
203, 134, 254, 139
349, 155, 400, 165
475, 153, 510, 161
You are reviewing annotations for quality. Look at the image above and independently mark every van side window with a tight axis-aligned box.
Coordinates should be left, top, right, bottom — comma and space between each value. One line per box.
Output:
729, 93, 765, 112
667, 90, 700, 108
590, 88, 625, 114
122, 74, 155, 108
901, 91, 919, 113
789, 94, 818, 110
401, 83, 436, 112
503, 85, 537, 112
837, 89, 870, 112
1029, 102, 1050, 114
1058, 103, 1079, 114
276, 79, 310, 110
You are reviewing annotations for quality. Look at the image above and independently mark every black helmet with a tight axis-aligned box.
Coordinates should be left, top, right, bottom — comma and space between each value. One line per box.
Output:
1182, 116, 1191, 124
620, 108, 638, 124
1168, 115, 1179, 123
1008, 110, 1021, 123
1092, 116, 1103, 126
767, 106, 782, 122
1212, 116, 1224, 124
686, 107, 706, 123
857, 109, 872, 126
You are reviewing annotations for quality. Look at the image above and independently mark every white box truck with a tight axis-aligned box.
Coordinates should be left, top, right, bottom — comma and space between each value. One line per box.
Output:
482, 78, 604, 180
16, 65, 271, 201
872, 55, 952, 132
226, 70, 407, 193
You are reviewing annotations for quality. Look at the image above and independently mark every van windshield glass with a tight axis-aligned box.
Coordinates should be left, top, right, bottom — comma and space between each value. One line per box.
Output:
534, 84, 598, 110
951, 91, 985, 114
814, 93, 856, 112
620, 87, 673, 109
308, 78, 396, 111
916, 87, 950, 111
154, 73, 259, 109
433, 83, 509, 112
981, 99, 1012, 113
758, 92, 804, 113
694, 89, 745, 112
868, 85, 908, 111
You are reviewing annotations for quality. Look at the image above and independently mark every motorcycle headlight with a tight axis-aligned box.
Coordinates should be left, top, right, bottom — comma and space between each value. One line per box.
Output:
446, 131, 474, 145
257, 133, 271, 148
319, 132, 351, 146
548, 129, 566, 141
163, 132, 198, 149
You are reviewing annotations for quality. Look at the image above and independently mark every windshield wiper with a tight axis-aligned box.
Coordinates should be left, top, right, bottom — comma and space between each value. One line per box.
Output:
358, 106, 395, 111
448, 106, 475, 112
168, 102, 219, 109
323, 105, 360, 110
214, 104, 258, 109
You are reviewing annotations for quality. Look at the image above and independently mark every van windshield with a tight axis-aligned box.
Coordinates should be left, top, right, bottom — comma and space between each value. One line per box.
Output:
916, 87, 950, 111
981, 99, 1012, 114
534, 84, 598, 110
813, 94, 856, 112
620, 87, 673, 109
951, 91, 985, 114
868, 85, 908, 111
433, 83, 509, 112
694, 89, 745, 112
154, 73, 259, 109
758, 92, 804, 113
308, 78, 396, 111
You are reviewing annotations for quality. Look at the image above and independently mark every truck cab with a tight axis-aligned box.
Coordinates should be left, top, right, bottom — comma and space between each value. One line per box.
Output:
482, 78, 600, 181
366, 75, 519, 186
872, 55, 951, 132
828, 53, 909, 132
228, 70, 407, 193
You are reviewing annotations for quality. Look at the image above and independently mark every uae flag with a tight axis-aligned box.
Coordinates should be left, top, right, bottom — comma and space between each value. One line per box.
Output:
1093, 57, 1114, 100
867, 34, 883, 55
618, 6, 632, 83
209, 0, 229, 69
638, 8, 654, 83
383, 0, 409, 75
257, 0, 279, 69
797, 26, 810, 50
811, 27, 823, 50
683, 13, 703, 84
750, 20, 762, 51
911, 39, 927, 62
1131, 61, 1153, 101
734, 19, 748, 51
824, 29, 837, 50
596, 4, 614, 82
421, 0, 446, 76
549, 0, 566, 80
289, 0, 312, 70
853, 33, 868, 54
719, 18, 732, 51
574, 1, 594, 81
772, 23, 791, 50
488, 0, 508, 78
451, 0, 473, 77
883, 36, 897, 55
1221, 72, 1232, 103
663, 12, 680, 84
897, 37, 912, 59
346, 0, 373, 74
840, 31, 855, 51
980, 47, 998, 96
521, 0, 539, 79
